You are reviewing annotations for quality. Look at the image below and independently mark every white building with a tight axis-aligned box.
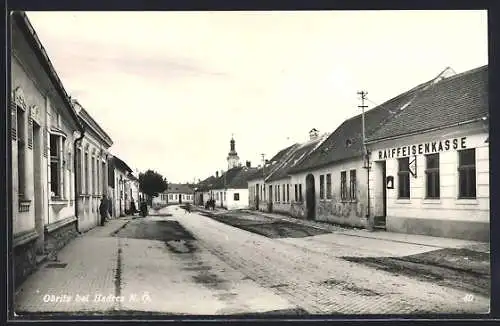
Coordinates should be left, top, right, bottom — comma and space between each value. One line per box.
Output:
11, 11, 85, 287
108, 155, 134, 218
366, 65, 489, 241
73, 100, 113, 232
153, 183, 194, 206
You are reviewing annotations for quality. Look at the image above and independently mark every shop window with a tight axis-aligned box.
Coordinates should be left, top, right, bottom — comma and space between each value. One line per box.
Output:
299, 184, 303, 202
326, 174, 332, 199
17, 107, 26, 198
425, 153, 440, 198
349, 170, 357, 200
458, 149, 476, 198
320, 175, 325, 199
340, 171, 347, 201
234, 193, 240, 201
50, 134, 65, 198
398, 157, 410, 199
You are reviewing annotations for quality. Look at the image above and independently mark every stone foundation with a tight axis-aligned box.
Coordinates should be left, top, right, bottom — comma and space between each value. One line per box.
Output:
13, 237, 37, 289
44, 217, 79, 256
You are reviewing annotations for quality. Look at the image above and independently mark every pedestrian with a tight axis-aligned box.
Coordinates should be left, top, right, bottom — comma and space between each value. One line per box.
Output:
99, 195, 108, 226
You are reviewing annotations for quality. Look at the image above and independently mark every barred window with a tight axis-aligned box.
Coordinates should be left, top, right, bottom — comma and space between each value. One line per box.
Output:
340, 171, 347, 201
319, 175, 325, 199
326, 174, 332, 199
349, 170, 357, 200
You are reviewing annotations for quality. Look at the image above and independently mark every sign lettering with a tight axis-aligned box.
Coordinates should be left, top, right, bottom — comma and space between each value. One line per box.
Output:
377, 137, 467, 160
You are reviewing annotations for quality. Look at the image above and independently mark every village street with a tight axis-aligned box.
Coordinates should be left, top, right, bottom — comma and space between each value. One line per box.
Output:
14, 205, 489, 317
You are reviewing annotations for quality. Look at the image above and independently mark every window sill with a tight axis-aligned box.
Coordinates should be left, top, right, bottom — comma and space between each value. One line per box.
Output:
396, 199, 412, 204
422, 199, 441, 204
455, 198, 479, 205
50, 199, 68, 213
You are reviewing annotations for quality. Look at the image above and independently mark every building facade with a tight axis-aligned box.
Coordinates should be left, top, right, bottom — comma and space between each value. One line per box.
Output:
73, 100, 113, 232
153, 183, 194, 206
366, 65, 489, 241
109, 155, 134, 218
11, 11, 85, 287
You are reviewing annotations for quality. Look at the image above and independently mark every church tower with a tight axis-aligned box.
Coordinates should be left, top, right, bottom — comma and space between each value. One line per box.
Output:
227, 135, 240, 169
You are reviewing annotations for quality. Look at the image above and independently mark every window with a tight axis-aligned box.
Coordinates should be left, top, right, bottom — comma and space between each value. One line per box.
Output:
84, 152, 89, 194
340, 171, 347, 201
299, 184, 303, 202
50, 134, 65, 198
320, 175, 325, 199
17, 107, 26, 198
224, 192, 226, 201
169, 194, 172, 200
294, 184, 298, 201
326, 174, 332, 199
96, 158, 100, 195
234, 193, 240, 201
425, 154, 440, 198
282, 184, 286, 203
76, 148, 82, 193
349, 170, 357, 200
286, 184, 290, 203
458, 149, 476, 198
277, 185, 280, 202
398, 157, 410, 199
216, 192, 219, 200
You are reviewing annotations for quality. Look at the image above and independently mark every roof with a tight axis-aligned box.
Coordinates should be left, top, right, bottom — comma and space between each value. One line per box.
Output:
166, 183, 193, 194
195, 175, 218, 191
13, 12, 84, 134
112, 156, 133, 173
246, 143, 298, 181
367, 65, 488, 142
74, 100, 114, 147
288, 74, 442, 174
212, 166, 259, 190
266, 135, 329, 182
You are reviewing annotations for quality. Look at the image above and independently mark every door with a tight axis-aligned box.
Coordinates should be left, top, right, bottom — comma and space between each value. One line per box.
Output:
374, 161, 387, 228
306, 174, 316, 220
255, 184, 259, 210
268, 185, 273, 213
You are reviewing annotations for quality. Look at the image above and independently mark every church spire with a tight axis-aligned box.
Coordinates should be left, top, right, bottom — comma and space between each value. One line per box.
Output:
227, 134, 240, 169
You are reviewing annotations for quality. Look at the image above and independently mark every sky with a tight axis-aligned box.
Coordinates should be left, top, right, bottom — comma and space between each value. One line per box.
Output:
25, 10, 488, 183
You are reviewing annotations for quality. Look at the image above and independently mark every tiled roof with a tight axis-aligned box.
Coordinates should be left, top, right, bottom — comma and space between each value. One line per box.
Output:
289, 77, 436, 174
367, 65, 488, 142
266, 135, 329, 182
196, 176, 217, 191
166, 183, 193, 194
247, 144, 299, 181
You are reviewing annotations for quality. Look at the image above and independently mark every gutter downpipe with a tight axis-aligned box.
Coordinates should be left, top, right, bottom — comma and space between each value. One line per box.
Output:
74, 130, 85, 233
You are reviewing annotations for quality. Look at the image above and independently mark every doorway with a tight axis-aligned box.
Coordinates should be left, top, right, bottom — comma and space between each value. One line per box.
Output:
33, 123, 44, 254
179, 194, 182, 204
306, 174, 316, 220
374, 161, 387, 228
268, 185, 273, 213
255, 184, 260, 210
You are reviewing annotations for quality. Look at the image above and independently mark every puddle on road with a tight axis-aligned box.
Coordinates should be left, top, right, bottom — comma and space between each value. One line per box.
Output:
192, 272, 227, 290
164, 240, 197, 254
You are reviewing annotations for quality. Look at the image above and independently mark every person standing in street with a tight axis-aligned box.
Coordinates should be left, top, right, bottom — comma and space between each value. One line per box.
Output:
99, 195, 108, 226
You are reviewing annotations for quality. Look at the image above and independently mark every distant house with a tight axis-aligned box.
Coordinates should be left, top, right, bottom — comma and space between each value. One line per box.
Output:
365, 65, 488, 241
108, 155, 134, 217
195, 136, 257, 210
153, 183, 194, 206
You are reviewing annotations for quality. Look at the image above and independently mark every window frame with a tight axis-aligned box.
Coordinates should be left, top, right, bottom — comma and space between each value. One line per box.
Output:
349, 169, 357, 201
458, 149, 476, 199
326, 173, 332, 199
17, 106, 27, 199
398, 157, 411, 199
234, 193, 240, 201
50, 132, 66, 199
425, 153, 440, 199
319, 174, 325, 200
340, 171, 347, 201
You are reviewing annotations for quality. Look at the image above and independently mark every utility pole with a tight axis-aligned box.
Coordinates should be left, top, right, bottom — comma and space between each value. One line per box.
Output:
358, 90, 368, 160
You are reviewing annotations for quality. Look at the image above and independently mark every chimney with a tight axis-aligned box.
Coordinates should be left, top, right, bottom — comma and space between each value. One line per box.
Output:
309, 128, 319, 140
215, 171, 219, 178
246, 161, 251, 168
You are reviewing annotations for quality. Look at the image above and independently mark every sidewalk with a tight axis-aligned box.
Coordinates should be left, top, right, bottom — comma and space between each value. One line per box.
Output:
196, 207, 489, 254
14, 218, 131, 315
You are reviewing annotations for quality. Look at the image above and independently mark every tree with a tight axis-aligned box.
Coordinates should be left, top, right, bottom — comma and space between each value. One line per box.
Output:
139, 170, 168, 204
